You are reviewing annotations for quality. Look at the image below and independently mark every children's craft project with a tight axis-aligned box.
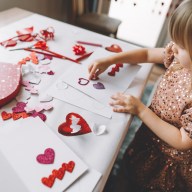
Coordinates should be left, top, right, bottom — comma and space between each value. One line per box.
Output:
58, 113, 92, 136
0, 118, 88, 192
0, 62, 21, 107
61, 48, 141, 106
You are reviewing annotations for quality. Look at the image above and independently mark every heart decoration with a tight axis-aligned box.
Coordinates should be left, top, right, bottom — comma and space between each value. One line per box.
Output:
0, 62, 21, 107
78, 78, 89, 86
58, 113, 92, 136
12, 102, 27, 113
36, 148, 55, 164
52, 168, 65, 180
1, 111, 12, 120
105, 44, 122, 53
62, 161, 75, 173
41, 161, 75, 188
93, 82, 105, 89
41, 175, 55, 188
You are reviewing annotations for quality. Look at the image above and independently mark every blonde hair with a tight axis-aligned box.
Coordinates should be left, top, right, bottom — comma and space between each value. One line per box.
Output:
169, 0, 192, 60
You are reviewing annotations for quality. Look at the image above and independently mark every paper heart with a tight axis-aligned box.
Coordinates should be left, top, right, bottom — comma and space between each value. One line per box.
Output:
41, 175, 55, 188
105, 44, 122, 53
1, 111, 12, 120
52, 168, 65, 180
36, 148, 55, 164
0, 63, 21, 107
78, 78, 89, 86
62, 161, 75, 173
93, 82, 105, 89
58, 113, 91, 136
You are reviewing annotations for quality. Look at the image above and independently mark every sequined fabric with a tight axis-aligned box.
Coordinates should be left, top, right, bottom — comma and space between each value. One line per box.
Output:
114, 61, 192, 192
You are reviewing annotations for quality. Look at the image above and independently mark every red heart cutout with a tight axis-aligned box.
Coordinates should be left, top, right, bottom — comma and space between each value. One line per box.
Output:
62, 161, 75, 173
105, 44, 122, 53
41, 175, 55, 188
1, 40, 17, 47
0, 62, 21, 107
1, 111, 12, 120
52, 168, 65, 180
12, 112, 22, 120
58, 113, 91, 136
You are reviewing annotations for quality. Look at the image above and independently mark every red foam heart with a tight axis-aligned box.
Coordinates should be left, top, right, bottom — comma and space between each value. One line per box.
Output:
58, 113, 91, 136
1, 111, 12, 120
0, 62, 21, 107
52, 168, 65, 180
41, 175, 55, 188
62, 161, 75, 173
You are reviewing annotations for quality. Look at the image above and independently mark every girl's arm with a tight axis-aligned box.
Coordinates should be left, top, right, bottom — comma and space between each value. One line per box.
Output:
88, 48, 164, 79
110, 93, 192, 150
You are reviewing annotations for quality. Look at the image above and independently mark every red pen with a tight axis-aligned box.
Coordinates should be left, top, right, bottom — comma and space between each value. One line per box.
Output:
76, 41, 102, 47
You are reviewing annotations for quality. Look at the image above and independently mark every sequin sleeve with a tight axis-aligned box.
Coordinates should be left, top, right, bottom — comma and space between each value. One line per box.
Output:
163, 41, 174, 68
180, 107, 192, 139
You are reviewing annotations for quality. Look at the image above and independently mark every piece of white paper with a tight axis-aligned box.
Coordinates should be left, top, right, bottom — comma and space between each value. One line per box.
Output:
47, 81, 113, 119
62, 48, 141, 106
0, 118, 88, 192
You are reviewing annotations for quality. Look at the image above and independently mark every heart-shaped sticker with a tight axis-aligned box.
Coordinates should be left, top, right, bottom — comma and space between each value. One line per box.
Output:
36, 148, 55, 164
58, 113, 91, 136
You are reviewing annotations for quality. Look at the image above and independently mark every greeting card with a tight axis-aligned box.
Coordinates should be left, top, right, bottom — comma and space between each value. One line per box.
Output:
0, 118, 88, 192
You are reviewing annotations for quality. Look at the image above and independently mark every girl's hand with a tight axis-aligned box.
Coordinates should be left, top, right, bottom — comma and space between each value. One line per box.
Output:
164, 41, 174, 67
109, 92, 146, 116
88, 59, 111, 80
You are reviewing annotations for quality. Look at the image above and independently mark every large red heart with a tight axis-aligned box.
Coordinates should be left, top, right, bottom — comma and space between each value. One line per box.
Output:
0, 62, 21, 107
58, 113, 91, 136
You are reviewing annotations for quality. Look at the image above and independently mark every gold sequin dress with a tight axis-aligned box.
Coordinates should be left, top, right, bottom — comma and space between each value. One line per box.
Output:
114, 61, 192, 192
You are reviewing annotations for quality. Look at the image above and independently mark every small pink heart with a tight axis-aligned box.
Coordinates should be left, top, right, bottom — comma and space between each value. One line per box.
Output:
36, 148, 55, 164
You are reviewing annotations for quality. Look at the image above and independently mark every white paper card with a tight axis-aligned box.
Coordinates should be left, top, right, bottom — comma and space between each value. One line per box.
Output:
47, 80, 113, 119
0, 118, 88, 192
62, 48, 141, 106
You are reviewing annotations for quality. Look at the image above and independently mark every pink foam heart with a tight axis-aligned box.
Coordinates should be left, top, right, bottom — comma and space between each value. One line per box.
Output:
36, 148, 55, 164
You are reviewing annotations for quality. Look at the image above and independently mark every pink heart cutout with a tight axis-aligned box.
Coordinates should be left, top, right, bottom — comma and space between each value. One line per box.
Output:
36, 148, 55, 164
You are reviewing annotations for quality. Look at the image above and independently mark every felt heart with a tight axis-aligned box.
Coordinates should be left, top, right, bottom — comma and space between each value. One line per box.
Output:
0, 62, 21, 107
41, 175, 55, 188
36, 148, 55, 164
105, 44, 122, 53
93, 82, 105, 89
58, 113, 91, 136
62, 161, 75, 173
52, 168, 65, 180
78, 78, 89, 86
1, 111, 12, 120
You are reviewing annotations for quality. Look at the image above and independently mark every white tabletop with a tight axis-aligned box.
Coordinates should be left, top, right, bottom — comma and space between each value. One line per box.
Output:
0, 8, 153, 192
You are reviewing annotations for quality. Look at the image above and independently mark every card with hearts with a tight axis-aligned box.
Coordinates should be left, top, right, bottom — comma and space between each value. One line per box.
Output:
0, 118, 88, 192
61, 48, 141, 106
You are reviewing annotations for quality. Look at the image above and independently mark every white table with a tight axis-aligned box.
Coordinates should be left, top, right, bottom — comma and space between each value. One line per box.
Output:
0, 8, 153, 192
